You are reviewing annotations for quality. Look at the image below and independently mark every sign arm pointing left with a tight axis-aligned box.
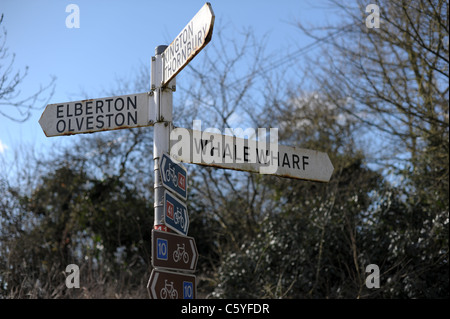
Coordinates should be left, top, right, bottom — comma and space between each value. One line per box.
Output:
39, 92, 155, 137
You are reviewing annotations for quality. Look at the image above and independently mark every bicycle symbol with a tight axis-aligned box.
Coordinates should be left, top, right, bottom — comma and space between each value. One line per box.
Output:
166, 163, 178, 186
160, 279, 178, 299
173, 243, 189, 264
174, 207, 185, 229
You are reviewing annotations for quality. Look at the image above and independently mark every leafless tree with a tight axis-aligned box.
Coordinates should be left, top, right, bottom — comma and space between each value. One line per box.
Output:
295, 0, 448, 183
0, 14, 55, 122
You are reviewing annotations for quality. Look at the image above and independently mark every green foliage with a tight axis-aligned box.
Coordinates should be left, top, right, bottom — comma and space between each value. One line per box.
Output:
211, 160, 448, 298
212, 154, 384, 298
0, 163, 152, 298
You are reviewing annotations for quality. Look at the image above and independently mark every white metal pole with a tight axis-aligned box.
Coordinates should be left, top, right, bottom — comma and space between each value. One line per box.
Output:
153, 45, 173, 231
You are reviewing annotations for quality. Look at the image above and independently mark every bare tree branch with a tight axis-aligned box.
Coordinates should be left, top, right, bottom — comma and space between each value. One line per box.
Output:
0, 14, 56, 122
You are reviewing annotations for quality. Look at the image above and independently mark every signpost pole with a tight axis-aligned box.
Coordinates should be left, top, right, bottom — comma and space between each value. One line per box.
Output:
153, 45, 173, 231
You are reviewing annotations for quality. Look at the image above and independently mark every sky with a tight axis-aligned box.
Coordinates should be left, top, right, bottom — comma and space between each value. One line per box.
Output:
0, 0, 337, 168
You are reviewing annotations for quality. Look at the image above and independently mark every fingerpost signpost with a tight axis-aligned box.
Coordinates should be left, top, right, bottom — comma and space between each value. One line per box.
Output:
38, 2, 333, 299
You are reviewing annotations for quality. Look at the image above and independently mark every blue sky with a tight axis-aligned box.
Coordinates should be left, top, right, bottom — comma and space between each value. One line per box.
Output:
0, 0, 336, 163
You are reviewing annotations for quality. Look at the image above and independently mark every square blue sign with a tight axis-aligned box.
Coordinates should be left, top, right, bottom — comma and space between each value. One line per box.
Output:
156, 238, 168, 260
183, 281, 194, 299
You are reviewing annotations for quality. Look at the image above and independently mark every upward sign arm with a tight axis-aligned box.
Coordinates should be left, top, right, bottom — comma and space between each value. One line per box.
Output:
162, 2, 215, 86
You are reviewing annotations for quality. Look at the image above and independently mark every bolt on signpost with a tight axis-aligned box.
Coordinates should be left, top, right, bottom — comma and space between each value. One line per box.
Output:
38, 2, 333, 300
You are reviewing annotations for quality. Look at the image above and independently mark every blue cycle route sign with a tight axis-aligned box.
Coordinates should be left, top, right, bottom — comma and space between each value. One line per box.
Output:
183, 281, 194, 299
160, 152, 187, 200
164, 190, 189, 236
156, 237, 168, 261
